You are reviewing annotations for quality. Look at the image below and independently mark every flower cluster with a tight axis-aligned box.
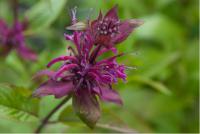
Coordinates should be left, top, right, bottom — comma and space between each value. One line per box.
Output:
0, 19, 37, 61
33, 5, 143, 128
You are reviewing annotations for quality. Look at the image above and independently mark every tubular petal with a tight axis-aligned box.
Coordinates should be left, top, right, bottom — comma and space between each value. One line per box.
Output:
32, 70, 55, 80
96, 53, 123, 65
47, 56, 78, 68
54, 64, 79, 79
97, 47, 117, 57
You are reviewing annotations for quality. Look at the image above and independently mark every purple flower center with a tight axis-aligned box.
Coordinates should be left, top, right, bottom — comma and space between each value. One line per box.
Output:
71, 63, 90, 88
97, 18, 120, 37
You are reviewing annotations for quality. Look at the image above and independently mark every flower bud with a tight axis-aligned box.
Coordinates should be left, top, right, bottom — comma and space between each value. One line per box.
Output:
66, 21, 87, 31
72, 89, 101, 128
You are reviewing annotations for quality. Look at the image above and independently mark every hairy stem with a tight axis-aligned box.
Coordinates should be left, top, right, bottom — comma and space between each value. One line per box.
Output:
35, 95, 72, 133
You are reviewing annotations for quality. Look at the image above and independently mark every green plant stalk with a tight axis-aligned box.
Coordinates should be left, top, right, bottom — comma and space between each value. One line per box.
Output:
35, 95, 72, 133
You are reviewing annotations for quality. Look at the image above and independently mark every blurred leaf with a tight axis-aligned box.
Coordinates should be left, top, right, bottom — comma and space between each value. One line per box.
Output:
129, 76, 172, 95
0, 52, 33, 87
141, 52, 180, 78
0, 105, 37, 122
25, 0, 68, 34
59, 105, 136, 133
135, 14, 185, 50
0, 84, 39, 122
0, 1, 12, 21
0, 117, 36, 133
59, 105, 79, 123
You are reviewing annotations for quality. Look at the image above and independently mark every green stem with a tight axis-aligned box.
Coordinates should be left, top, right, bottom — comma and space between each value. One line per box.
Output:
35, 95, 71, 133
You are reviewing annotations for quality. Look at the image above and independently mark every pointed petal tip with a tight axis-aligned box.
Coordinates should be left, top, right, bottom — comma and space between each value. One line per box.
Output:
112, 4, 118, 10
117, 99, 123, 106
129, 19, 144, 27
98, 10, 103, 20
105, 5, 119, 20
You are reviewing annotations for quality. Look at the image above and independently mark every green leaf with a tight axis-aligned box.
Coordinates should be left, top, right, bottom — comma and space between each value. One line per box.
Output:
0, 1, 12, 21
129, 76, 172, 95
0, 84, 39, 122
25, 0, 68, 34
141, 52, 180, 78
136, 14, 184, 42
0, 105, 37, 122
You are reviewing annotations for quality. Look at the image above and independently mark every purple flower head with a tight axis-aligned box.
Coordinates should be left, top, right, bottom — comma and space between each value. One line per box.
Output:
33, 31, 125, 127
33, 6, 142, 128
0, 19, 37, 61
90, 5, 143, 48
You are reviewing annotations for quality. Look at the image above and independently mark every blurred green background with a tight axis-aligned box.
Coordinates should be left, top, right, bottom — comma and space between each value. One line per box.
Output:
0, 0, 199, 133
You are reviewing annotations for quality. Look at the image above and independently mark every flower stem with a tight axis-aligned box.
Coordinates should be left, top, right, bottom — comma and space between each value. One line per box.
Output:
35, 95, 72, 133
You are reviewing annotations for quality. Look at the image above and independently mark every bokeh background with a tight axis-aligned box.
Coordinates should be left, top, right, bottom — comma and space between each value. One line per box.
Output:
0, 0, 199, 133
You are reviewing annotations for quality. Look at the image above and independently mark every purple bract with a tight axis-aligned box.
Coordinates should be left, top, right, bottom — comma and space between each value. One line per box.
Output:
90, 5, 143, 48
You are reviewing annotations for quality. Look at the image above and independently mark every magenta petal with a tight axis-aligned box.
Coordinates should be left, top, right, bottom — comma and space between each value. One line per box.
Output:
0, 19, 8, 34
96, 53, 123, 65
116, 65, 126, 80
54, 64, 78, 79
47, 56, 78, 68
104, 5, 118, 20
32, 70, 55, 80
64, 33, 74, 41
0, 19, 9, 45
97, 47, 117, 57
112, 19, 143, 44
32, 79, 73, 98
98, 85, 123, 105
112, 21, 134, 44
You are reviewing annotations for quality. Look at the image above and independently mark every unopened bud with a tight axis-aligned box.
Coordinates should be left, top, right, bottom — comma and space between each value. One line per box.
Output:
66, 21, 87, 31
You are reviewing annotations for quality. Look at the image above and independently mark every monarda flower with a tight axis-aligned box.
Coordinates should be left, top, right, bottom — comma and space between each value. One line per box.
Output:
33, 6, 142, 129
33, 31, 125, 128
0, 19, 37, 60
90, 5, 143, 48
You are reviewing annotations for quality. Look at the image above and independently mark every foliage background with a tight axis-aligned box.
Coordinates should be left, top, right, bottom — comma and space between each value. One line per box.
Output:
0, 0, 199, 133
